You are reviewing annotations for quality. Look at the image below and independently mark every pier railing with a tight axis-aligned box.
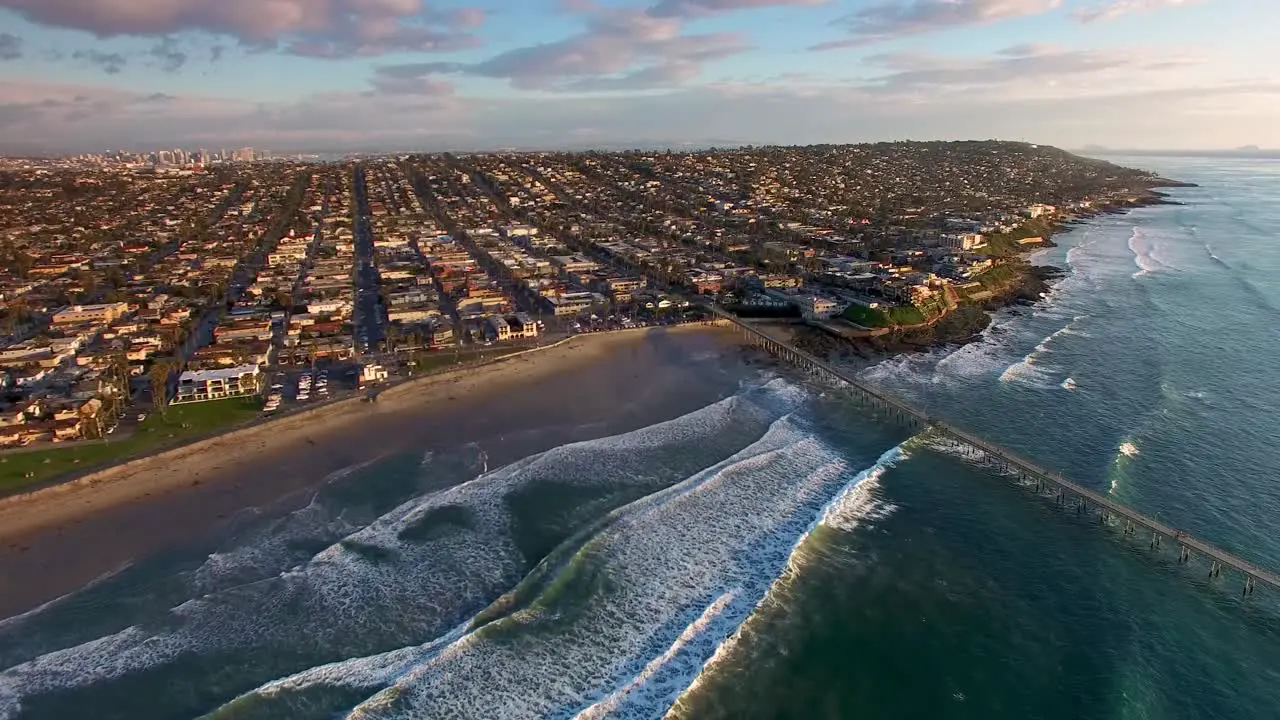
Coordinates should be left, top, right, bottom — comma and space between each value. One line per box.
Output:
713, 306, 1277, 597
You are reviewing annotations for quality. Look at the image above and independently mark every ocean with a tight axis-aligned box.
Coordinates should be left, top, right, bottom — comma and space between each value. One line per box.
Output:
2, 156, 1278, 719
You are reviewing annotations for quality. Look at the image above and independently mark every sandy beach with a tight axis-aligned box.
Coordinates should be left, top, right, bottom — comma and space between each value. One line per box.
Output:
0, 325, 745, 618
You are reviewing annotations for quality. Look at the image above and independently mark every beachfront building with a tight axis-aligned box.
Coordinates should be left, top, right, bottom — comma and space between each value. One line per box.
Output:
174, 364, 263, 404
545, 291, 604, 317
486, 316, 512, 341
509, 313, 540, 339
798, 294, 841, 320
359, 364, 389, 387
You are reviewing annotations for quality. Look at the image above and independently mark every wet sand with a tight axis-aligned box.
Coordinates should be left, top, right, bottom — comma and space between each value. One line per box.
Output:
0, 326, 746, 618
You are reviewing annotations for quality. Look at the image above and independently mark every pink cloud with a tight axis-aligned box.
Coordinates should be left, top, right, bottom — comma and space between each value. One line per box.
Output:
0, 0, 487, 57
1075, 0, 1200, 23
813, 0, 1063, 50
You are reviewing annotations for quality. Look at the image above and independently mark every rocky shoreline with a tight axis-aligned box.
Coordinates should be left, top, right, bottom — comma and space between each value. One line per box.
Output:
794, 184, 1185, 365
793, 263, 1068, 365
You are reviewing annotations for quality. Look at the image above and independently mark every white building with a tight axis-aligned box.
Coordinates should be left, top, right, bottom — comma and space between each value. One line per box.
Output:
360, 364, 389, 387
940, 233, 986, 251
52, 303, 130, 326
174, 364, 263, 404
500, 224, 538, 238
798, 294, 841, 320
306, 299, 351, 316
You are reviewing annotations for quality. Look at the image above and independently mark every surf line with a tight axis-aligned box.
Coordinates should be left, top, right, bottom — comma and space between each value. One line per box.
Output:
660, 441, 912, 719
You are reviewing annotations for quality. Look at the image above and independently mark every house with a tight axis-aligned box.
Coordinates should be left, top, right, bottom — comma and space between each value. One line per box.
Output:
214, 319, 273, 344
0, 407, 24, 427
509, 313, 540, 339
545, 291, 602, 317
51, 417, 86, 442
0, 425, 27, 448
430, 321, 456, 347
798, 295, 840, 320
487, 315, 512, 341
174, 364, 262, 403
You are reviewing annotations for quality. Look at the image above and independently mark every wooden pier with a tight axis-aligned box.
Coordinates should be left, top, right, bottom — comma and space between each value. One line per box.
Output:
716, 307, 1279, 597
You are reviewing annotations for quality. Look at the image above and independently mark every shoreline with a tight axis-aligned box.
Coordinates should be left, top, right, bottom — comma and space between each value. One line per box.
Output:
0, 323, 742, 617
0, 321, 731, 502
793, 190, 1179, 364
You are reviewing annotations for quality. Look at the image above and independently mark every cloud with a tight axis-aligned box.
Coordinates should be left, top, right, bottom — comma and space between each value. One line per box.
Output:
367, 69, 456, 96
0, 70, 1277, 155
0, 78, 470, 153
148, 37, 187, 72
1075, 0, 1199, 23
647, 0, 828, 17
0, 33, 21, 61
387, 6, 750, 91
857, 45, 1202, 103
867, 46, 1124, 87
71, 49, 127, 74
0, 0, 486, 58
813, 0, 1062, 49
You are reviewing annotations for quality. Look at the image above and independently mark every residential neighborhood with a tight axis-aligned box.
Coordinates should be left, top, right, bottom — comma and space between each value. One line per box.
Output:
0, 141, 1172, 449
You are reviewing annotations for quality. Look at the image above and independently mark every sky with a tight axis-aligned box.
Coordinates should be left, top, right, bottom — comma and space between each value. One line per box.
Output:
0, 0, 1276, 154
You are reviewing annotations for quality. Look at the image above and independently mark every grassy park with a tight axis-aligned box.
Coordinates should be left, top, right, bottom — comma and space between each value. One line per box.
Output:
842, 303, 928, 328
0, 397, 262, 497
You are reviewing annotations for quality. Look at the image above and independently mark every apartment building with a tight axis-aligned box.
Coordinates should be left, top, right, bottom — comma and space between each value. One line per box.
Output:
174, 364, 263, 404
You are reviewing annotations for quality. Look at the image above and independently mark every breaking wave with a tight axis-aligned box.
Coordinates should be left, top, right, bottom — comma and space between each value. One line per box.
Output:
1128, 227, 1173, 278
998, 316, 1087, 389
0, 378, 807, 720
206, 420, 907, 719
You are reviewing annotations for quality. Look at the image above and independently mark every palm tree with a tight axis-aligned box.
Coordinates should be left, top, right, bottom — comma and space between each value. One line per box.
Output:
386, 323, 400, 355
149, 359, 173, 418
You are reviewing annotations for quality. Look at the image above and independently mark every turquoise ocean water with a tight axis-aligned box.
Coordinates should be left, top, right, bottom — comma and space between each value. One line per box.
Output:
2, 156, 1278, 719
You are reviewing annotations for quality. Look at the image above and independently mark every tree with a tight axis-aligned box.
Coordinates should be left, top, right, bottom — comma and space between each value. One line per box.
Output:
386, 323, 400, 354
108, 353, 131, 415
149, 359, 173, 418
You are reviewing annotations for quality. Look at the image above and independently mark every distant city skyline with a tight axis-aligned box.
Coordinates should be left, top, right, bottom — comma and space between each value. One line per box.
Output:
0, 0, 1276, 154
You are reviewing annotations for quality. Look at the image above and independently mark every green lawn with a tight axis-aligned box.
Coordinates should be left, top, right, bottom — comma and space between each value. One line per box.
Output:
0, 345, 545, 497
974, 264, 1020, 290
842, 303, 926, 328
979, 218, 1054, 258
407, 346, 530, 375
887, 306, 927, 326
0, 396, 263, 497
841, 304, 891, 328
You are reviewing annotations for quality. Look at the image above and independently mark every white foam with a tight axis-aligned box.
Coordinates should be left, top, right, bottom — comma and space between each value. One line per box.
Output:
666, 442, 907, 717
1128, 227, 1164, 278
1, 379, 808, 719
572, 591, 742, 720
998, 315, 1087, 389
332, 416, 872, 719
821, 444, 906, 532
